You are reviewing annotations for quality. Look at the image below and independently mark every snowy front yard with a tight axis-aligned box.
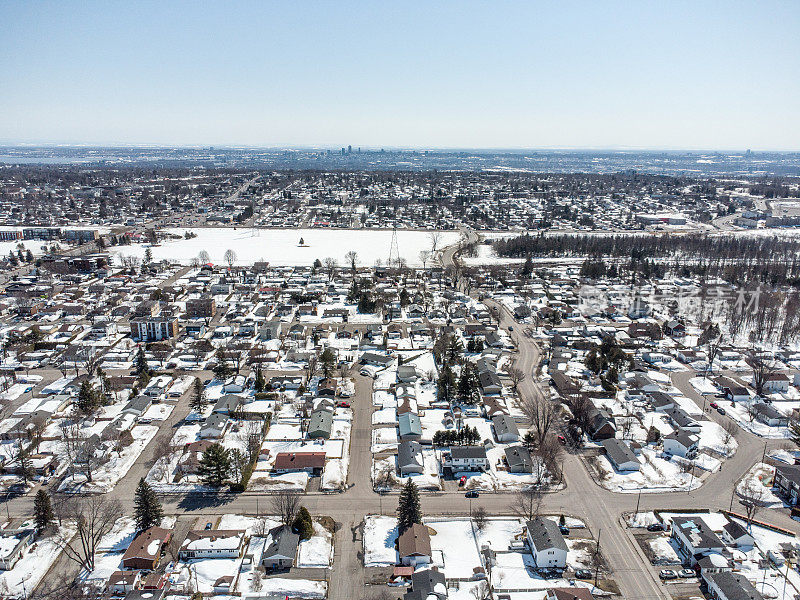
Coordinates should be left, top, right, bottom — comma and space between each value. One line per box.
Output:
59, 425, 159, 494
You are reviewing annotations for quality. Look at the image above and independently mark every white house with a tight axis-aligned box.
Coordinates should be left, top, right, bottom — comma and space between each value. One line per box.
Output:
763, 373, 790, 393
445, 446, 488, 472
526, 518, 568, 569
663, 431, 699, 459
670, 517, 724, 565
179, 530, 246, 559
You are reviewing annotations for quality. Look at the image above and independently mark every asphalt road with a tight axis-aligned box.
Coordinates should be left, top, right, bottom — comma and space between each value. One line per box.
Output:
4, 226, 798, 599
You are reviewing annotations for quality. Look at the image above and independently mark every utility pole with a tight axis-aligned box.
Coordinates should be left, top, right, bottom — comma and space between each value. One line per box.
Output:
594, 528, 602, 587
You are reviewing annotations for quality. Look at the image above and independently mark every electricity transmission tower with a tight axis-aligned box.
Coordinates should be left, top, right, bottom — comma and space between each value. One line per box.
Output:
388, 225, 400, 267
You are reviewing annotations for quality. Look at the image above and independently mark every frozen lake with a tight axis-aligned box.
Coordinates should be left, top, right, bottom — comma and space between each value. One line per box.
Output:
112, 227, 461, 267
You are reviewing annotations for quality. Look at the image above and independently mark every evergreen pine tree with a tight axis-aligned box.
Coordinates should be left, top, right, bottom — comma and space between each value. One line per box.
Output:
213, 348, 232, 379
76, 380, 99, 416
291, 506, 314, 540
397, 478, 422, 535
135, 346, 150, 380
190, 378, 207, 413
437, 363, 456, 403
197, 443, 231, 487
134, 478, 164, 531
254, 364, 266, 393
33, 489, 54, 533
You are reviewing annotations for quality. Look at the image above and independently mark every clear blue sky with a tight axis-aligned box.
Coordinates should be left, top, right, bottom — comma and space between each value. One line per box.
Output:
1, 1, 798, 150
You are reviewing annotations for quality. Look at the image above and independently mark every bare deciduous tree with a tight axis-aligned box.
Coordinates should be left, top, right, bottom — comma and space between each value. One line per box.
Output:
738, 478, 769, 530
344, 250, 358, 273
506, 366, 526, 392
270, 489, 301, 526
722, 419, 738, 447
224, 248, 237, 268
747, 348, 778, 397
511, 488, 543, 521
55, 495, 122, 571
419, 250, 431, 270
323, 257, 338, 281
522, 391, 557, 447
473, 506, 487, 531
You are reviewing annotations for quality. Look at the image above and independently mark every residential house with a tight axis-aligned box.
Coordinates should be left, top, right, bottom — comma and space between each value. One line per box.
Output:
504, 446, 533, 473
670, 517, 725, 565
273, 452, 325, 476
199, 413, 228, 439
403, 568, 447, 600
398, 412, 422, 441
107, 571, 142, 595
705, 572, 764, 600
753, 403, 788, 427
492, 414, 520, 442
397, 523, 432, 567
773, 464, 800, 505
307, 407, 333, 439
526, 518, 568, 569
121, 526, 172, 570
445, 446, 488, 472
663, 431, 699, 459
0, 528, 34, 570
261, 526, 300, 570
398, 440, 424, 476
601, 438, 640, 472
715, 376, 750, 402
179, 530, 246, 559
721, 520, 754, 548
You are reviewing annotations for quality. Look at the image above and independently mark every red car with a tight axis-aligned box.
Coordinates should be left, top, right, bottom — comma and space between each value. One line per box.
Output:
709, 401, 718, 409
458, 476, 467, 487
557, 435, 567, 445
336, 401, 351, 408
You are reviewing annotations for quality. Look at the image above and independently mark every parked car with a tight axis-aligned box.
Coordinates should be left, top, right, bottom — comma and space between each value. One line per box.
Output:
465, 490, 479, 498
459, 476, 467, 487
647, 523, 666, 532
204, 522, 213, 530
659, 569, 678, 580
558, 435, 567, 445
679, 569, 696, 578
709, 401, 719, 409
559, 525, 570, 535
336, 401, 351, 408
716, 407, 727, 415
574, 569, 593, 579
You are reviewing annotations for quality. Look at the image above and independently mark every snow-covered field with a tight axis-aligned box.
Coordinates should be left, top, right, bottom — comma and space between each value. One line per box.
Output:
112, 227, 461, 267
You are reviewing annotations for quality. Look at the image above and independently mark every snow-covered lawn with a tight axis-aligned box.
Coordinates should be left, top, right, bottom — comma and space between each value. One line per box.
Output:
647, 536, 682, 565
736, 462, 783, 508
239, 576, 327, 599
590, 447, 700, 493
0, 522, 78, 598
59, 425, 159, 493
112, 227, 460, 267
297, 522, 333, 568
363, 516, 398, 567
726, 399, 794, 439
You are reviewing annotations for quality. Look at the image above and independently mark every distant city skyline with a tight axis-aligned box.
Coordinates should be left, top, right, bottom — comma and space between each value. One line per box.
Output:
1, 1, 798, 150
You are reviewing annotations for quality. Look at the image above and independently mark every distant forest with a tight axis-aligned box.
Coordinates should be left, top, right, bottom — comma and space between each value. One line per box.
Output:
493, 233, 800, 287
